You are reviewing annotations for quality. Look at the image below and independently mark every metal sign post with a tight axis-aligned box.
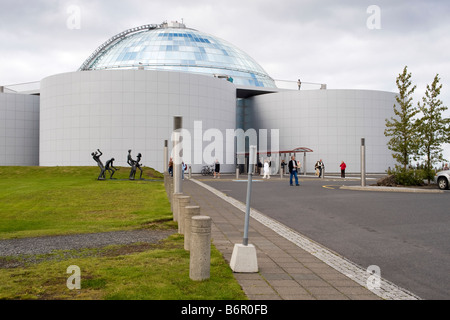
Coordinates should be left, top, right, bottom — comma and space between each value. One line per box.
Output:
173, 116, 183, 194
243, 145, 257, 246
163, 140, 168, 173
230, 145, 258, 273
361, 138, 366, 187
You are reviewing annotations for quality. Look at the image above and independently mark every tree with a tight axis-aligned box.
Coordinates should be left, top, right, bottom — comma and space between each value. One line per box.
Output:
385, 66, 420, 169
415, 74, 450, 184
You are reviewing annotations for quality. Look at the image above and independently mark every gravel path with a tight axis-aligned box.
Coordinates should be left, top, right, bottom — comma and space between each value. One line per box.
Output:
0, 229, 176, 257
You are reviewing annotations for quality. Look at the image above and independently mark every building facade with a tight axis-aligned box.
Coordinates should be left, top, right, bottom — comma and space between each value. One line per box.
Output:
0, 22, 397, 173
0, 92, 40, 166
243, 89, 396, 173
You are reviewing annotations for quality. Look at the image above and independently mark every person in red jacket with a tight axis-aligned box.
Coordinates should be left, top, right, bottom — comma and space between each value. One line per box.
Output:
340, 161, 347, 178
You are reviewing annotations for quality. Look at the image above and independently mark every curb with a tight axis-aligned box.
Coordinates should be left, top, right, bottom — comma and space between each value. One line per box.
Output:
340, 186, 444, 194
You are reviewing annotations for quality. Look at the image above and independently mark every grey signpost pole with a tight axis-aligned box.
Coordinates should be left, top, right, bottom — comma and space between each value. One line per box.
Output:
173, 116, 183, 194
163, 140, 168, 173
361, 138, 366, 187
243, 145, 256, 246
230, 145, 258, 273
303, 152, 307, 176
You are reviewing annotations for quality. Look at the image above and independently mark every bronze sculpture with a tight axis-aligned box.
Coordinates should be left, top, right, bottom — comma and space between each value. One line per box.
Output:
92, 149, 106, 180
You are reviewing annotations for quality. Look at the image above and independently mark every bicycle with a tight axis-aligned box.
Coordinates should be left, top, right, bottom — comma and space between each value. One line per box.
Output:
201, 165, 214, 176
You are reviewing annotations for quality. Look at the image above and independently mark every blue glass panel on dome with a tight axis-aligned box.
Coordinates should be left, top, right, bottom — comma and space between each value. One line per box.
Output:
82, 25, 276, 88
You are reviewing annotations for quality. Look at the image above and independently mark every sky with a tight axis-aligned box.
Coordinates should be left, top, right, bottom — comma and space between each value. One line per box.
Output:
1, 0, 449, 162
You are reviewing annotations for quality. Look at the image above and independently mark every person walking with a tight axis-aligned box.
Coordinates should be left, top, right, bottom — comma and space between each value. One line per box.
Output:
168, 157, 173, 177
263, 160, 271, 179
214, 159, 221, 179
182, 161, 186, 180
257, 159, 262, 175
281, 160, 286, 174
315, 159, 324, 178
340, 161, 347, 178
288, 156, 300, 186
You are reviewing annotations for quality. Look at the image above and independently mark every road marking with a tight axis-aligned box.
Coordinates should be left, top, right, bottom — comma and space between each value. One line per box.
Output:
322, 185, 339, 190
191, 178, 421, 300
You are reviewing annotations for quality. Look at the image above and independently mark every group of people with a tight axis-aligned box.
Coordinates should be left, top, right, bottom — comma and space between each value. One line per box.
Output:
166, 156, 349, 183
314, 159, 347, 178
285, 156, 320, 186
91, 149, 143, 180
168, 158, 189, 180
287, 157, 347, 186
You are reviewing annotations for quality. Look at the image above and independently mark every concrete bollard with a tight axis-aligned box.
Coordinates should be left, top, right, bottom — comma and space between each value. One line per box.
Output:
164, 172, 168, 194
168, 177, 174, 209
184, 206, 200, 250
177, 196, 191, 234
189, 216, 211, 281
172, 193, 183, 222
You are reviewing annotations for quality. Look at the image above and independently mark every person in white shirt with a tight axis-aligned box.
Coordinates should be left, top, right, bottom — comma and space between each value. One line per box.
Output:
263, 160, 271, 179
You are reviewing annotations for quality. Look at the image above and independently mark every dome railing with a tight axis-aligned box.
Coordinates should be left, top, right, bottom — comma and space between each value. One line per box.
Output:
79, 24, 160, 71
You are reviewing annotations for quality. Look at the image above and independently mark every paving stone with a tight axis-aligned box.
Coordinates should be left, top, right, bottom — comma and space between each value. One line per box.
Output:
182, 179, 403, 301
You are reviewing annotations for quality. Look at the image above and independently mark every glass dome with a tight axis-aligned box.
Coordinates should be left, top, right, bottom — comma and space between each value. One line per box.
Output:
79, 22, 276, 88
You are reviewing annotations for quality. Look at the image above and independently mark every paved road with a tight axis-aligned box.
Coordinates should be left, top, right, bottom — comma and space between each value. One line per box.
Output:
202, 175, 450, 300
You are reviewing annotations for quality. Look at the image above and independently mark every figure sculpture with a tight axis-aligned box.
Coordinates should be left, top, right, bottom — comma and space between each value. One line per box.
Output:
136, 153, 143, 180
92, 149, 106, 180
105, 158, 119, 179
127, 149, 137, 180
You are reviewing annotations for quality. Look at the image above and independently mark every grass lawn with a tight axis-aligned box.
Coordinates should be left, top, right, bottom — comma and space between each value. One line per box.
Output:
0, 235, 246, 300
0, 166, 247, 300
0, 166, 172, 239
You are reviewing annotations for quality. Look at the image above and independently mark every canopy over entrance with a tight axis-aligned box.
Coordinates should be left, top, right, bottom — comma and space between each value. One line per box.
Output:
237, 147, 313, 175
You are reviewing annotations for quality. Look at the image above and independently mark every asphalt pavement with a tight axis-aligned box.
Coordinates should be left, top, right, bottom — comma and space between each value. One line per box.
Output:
192, 173, 449, 300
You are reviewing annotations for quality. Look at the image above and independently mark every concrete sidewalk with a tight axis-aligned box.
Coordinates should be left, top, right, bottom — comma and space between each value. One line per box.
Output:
181, 178, 385, 300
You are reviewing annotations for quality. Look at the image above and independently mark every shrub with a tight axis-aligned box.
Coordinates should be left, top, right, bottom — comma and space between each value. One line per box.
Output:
386, 166, 426, 186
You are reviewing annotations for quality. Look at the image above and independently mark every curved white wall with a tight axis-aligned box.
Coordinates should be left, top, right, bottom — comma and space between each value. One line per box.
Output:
244, 89, 397, 173
0, 93, 39, 166
40, 70, 236, 173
